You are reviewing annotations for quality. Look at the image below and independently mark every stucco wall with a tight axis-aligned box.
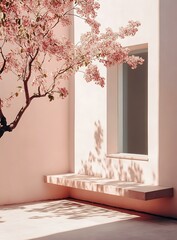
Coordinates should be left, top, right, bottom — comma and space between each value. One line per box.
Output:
158, 0, 177, 217
73, 0, 177, 218
0, 26, 71, 205
75, 0, 159, 180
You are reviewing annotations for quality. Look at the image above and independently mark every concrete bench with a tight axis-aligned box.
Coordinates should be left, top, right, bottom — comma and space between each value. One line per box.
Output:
44, 173, 173, 201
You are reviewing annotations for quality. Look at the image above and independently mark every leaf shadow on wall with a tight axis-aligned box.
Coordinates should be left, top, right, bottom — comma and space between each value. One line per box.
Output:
94, 120, 103, 156
79, 120, 145, 184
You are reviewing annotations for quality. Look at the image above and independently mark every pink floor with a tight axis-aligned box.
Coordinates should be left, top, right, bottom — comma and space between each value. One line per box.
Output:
0, 199, 176, 240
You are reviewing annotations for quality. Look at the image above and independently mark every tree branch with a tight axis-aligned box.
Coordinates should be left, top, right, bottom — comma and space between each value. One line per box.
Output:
0, 99, 11, 138
9, 102, 30, 131
9, 92, 48, 132
0, 47, 6, 74
23, 48, 39, 104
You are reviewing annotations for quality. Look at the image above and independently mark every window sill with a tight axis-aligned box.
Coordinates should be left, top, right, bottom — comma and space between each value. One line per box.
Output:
106, 153, 149, 161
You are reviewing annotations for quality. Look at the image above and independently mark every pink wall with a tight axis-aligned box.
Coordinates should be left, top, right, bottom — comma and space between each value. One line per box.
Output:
0, 98, 69, 205
0, 25, 72, 205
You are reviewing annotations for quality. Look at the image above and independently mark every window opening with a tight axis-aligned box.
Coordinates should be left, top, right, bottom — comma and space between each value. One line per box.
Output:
118, 49, 148, 155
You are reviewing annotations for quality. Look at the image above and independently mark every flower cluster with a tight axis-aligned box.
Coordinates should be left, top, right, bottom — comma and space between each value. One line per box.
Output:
75, 21, 144, 87
0, 0, 144, 134
84, 64, 105, 87
75, 0, 101, 33
118, 20, 141, 39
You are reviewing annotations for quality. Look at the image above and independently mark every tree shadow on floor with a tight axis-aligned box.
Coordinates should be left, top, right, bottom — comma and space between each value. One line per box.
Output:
0, 216, 5, 223
14, 199, 133, 220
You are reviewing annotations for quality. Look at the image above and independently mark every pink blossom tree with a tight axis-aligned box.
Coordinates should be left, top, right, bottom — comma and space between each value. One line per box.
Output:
0, 0, 143, 138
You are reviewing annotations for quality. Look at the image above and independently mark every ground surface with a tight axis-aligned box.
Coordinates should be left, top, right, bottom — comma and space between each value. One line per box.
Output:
0, 199, 177, 240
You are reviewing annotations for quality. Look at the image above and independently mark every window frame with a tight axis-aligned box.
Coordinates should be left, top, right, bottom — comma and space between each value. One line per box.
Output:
107, 43, 149, 161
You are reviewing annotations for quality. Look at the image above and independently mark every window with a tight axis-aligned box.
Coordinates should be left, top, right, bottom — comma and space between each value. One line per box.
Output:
107, 45, 148, 157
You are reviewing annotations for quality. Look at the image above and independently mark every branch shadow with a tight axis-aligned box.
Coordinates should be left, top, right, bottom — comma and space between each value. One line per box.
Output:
1, 200, 176, 240
0, 216, 5, 223
24, 199, 124, 220
0, 205, 26, 211
79, 120, 145, 183
94, 120, 103, 155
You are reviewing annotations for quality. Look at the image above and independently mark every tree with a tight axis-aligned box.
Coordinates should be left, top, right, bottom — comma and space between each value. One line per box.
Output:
0, 0, 143, 138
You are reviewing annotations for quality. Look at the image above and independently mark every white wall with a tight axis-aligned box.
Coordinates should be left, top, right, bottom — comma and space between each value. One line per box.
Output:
75, 0, 159, 183
158, 0, 177, 216
74, 0, 177, 218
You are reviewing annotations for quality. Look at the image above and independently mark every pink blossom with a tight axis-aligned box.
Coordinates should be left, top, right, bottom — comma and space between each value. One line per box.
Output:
85, 64, 105, 87
58, 87, 69, 99
0, 0, 144, 135
118, 20, 141, 39
125, 55, 144, 69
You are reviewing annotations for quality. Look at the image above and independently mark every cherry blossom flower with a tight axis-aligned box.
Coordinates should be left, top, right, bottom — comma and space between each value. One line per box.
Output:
0, 0, 144, 137
85, 64, 105, 87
